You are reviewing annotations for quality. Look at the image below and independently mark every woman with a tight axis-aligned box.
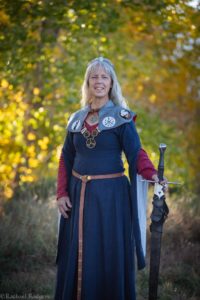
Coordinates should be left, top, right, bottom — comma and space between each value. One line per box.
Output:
55, 57, 160, 300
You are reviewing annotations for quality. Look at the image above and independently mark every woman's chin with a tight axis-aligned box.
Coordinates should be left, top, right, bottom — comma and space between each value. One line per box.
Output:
93, 93, 108, 99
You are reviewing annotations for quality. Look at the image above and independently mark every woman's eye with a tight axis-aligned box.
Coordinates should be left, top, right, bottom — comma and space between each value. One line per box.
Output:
90, 75, 109, 79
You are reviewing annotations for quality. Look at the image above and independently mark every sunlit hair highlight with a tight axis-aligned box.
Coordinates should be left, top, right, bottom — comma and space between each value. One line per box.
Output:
81, 57, 128, 108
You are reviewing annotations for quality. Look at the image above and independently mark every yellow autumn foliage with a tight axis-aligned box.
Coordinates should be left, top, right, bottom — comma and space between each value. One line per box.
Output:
0, 0, 199, 200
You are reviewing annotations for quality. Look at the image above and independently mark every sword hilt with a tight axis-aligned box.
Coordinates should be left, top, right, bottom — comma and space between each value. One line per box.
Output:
158, 143, 166, 182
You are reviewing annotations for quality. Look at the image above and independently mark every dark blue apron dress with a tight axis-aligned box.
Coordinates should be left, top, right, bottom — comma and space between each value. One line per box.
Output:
54, 120, 145, 300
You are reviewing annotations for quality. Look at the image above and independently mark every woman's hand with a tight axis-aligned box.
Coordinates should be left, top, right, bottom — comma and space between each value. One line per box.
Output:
57, 196, 72, 218
152, 174, 168, 192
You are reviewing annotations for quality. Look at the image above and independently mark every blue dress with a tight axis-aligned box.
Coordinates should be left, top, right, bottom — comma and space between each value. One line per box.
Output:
55, 102, 145, 300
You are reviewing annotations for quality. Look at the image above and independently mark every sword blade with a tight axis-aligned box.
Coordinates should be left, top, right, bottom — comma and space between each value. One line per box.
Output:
149, 230, 162, 300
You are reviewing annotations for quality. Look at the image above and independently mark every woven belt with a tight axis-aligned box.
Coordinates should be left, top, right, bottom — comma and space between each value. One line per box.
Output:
72, 169, 124, 300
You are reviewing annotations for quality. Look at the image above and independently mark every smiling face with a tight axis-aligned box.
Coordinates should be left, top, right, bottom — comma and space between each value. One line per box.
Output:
88, 66, 112, 102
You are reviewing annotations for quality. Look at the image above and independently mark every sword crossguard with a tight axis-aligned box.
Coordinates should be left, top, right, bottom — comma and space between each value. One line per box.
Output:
140, 179, 182, 185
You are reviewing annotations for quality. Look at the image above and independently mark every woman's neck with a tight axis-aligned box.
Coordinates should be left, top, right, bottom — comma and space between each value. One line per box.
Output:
90, 98, 109, 110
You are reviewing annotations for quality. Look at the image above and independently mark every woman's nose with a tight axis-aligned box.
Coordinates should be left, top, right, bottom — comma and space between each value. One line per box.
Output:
96, 77, 103, 83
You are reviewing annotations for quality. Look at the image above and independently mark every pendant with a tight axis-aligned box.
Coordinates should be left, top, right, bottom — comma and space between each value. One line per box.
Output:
81, 124, 100, 149
91, 128, 99, 137
86, 138, 96, 149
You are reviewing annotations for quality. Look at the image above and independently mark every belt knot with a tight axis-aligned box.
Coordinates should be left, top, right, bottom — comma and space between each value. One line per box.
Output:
79, 175, 91, 183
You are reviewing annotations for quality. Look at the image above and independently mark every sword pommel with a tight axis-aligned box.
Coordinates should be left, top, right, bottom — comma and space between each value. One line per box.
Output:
158, 143, 167, 182
159, 143, 167, 149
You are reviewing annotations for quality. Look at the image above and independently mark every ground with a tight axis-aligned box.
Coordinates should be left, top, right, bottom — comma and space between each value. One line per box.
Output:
0, 194, 199, 300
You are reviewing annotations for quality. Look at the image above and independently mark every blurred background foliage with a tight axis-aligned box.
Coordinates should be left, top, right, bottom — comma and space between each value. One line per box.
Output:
0, 0, 199, 204
0, 1, 199, 299
0, 0, 199, 202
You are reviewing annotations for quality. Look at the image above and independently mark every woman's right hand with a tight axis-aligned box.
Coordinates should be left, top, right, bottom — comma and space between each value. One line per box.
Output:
57, 196, 72, 218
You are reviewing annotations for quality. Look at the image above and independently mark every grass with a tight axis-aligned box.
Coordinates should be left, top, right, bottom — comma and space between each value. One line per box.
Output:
0, 189, 199, 300
0, 192, 58, 299
137, 193, 200, 300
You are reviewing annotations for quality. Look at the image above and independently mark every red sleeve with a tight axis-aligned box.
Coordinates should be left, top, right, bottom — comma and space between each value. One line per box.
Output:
137, 148, 157, 180
56, 152, 68, 200
133, 114, 137, 122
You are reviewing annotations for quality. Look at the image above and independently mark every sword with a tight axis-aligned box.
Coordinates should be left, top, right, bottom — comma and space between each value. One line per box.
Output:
141, 180, 181, 185
147, 143, 180, 300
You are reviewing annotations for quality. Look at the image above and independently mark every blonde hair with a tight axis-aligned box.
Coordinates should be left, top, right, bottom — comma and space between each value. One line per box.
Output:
81, 57, 128, 108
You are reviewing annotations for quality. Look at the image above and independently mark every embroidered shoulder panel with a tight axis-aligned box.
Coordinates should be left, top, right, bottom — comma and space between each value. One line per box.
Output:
67, 104, 136, 132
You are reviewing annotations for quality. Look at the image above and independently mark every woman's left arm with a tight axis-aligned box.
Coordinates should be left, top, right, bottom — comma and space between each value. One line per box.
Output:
137, 148, 168, 187
137, 148, 157, 180
132, 116, 166, 185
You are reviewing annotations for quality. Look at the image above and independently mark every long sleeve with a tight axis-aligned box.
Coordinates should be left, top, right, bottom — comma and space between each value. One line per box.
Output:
57, 131, 76, 200
137, 149, 157, 180
119, 121, 141, 178
132, 115, 157, 179
56, 153, 68, 200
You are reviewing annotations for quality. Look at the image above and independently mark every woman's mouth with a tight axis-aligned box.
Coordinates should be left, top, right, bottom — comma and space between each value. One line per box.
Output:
95, 87, 104, 91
